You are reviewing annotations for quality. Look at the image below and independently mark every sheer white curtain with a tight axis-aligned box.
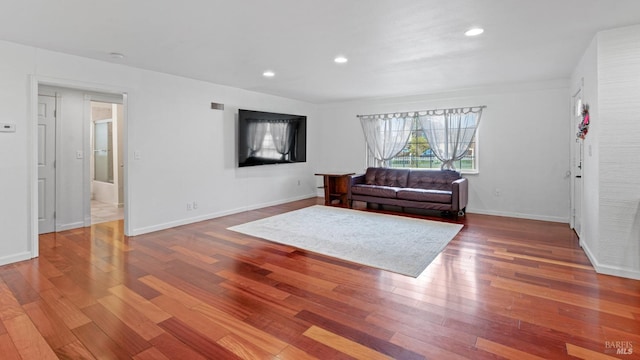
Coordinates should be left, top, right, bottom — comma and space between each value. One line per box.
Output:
359, 114, 413, 167
270, 120, 295, 160
417, 107, 483, 170
246, 120, 268, 157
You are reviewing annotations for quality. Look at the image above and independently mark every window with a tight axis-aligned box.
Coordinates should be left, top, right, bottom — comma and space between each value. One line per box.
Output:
373, 118, 478, 173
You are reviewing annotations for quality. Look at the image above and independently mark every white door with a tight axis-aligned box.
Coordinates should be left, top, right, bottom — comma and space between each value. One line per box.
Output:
38, 95, 57, 234
571, 93, 584, 238
573, 140, 583, 236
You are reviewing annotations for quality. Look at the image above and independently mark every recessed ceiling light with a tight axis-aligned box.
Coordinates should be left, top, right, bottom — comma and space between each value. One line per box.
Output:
334, 56, 348, 64
109, 52, 125, 59
464, 28, 484, 37
263, 70, 275, 77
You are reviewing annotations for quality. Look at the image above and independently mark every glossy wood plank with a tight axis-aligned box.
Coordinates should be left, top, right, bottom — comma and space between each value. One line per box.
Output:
0, 280, 25, 321
14, 262, 55, 292
475, 337, 547, 360
97, 294, 165, 340
191, 301, 290, 355
276, 344, 320, 360
158, 317, 240, 359
47, 274, 98, 309
4, 313, 58, 359
390, 331, 474, 360
148, 332, 209, 360
216, 333, 274, 359
72, 321, 132, 359
217, 269, 291, 300
0, 197, 638, 359
107, 284, 172, 324
132, 347, 172, 360
0, 333, 22, 360
22, 300, 77, 350
138, 275, 202, 308
0, 268, 40, 305
81, 302, 151, 355
169, 245, 219, 264
303, 325, 392, 360
489, 276, 638, 319
38, 288, 92, 329
565, 343, 623, 360
54, 339, 97, 360
151, 294, 229, 341
297, 310, 423, 360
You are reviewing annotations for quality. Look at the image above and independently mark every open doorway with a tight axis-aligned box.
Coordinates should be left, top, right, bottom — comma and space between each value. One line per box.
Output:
36, 84, 126, 235
90, 101, 124, 224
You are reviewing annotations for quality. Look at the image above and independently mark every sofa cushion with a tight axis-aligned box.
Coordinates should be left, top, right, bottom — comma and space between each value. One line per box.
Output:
351, 184, 400, 198
396, 188, 452, 203
407, 169, 461, 191
365, 168, 409, 187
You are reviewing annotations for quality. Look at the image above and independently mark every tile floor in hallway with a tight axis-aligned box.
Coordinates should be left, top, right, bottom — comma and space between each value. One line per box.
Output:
91, 199, 123, 224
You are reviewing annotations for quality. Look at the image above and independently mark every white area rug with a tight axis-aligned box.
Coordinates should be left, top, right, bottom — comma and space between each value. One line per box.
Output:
228, 205, 463, 277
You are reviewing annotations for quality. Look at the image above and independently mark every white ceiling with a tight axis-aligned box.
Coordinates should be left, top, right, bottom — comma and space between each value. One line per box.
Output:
2, 0, 640, 103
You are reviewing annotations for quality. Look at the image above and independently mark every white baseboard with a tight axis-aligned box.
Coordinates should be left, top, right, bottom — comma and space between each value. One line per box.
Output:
580, 241, 640, 280
129, 193, 317, 236
56, 221, 85, 232
466, 207, 569, 223
0, 251, 32, 267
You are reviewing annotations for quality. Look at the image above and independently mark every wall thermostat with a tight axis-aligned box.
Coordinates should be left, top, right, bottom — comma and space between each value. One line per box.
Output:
0, 123, 16, 132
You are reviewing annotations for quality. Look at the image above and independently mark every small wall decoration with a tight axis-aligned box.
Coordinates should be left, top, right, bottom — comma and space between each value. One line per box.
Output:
577, 103, 590, 139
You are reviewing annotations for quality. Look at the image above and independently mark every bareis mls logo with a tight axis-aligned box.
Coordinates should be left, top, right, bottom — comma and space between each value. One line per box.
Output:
605, 341, 633, 355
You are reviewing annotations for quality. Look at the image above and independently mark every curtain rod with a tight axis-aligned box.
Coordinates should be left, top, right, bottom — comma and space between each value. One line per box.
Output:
357, 105, 486, 118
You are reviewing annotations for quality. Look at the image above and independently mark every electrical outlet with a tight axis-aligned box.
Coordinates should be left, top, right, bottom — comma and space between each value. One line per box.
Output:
193, 201, 198, 210
187, 203, 192, 211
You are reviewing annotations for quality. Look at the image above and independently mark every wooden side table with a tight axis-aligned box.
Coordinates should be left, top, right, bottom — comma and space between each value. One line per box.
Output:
315, 172, 355, 207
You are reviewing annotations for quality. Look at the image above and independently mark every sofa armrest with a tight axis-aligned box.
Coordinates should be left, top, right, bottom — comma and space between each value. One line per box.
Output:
451, 178, 468, 212
350, 174, 366, 185
348, 174, 366, 200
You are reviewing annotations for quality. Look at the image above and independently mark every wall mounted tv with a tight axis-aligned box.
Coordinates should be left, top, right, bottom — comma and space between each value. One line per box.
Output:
238, 109, 307, 167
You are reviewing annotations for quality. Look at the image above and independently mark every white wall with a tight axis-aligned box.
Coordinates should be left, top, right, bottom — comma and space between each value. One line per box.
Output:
318, 80, 572, 222
0, 42, 35, 264
575, 25, 640, 280
0, 39, 318, 265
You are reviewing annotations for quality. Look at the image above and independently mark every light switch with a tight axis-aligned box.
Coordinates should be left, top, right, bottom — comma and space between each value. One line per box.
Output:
0, 123, 16, 132
134, 151, 141, 160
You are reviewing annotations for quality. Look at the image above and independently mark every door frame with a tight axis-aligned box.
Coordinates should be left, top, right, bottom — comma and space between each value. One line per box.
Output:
29, 75, 131, 258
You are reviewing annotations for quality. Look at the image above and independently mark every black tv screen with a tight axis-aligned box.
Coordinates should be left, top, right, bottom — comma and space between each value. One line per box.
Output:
238, 109, 307, 167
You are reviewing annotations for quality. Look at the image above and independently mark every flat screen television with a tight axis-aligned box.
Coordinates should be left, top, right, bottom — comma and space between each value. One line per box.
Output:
238, 109, 307, 167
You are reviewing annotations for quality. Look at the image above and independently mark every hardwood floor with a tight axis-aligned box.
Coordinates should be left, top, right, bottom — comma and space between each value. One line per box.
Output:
1, 198, 639, 359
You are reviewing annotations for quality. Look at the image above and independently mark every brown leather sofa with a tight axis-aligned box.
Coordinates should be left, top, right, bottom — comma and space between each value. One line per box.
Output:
348, 167, 468, 216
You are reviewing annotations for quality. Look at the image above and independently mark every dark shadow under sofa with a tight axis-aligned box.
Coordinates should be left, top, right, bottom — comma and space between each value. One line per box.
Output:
348, 167, 468, 216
